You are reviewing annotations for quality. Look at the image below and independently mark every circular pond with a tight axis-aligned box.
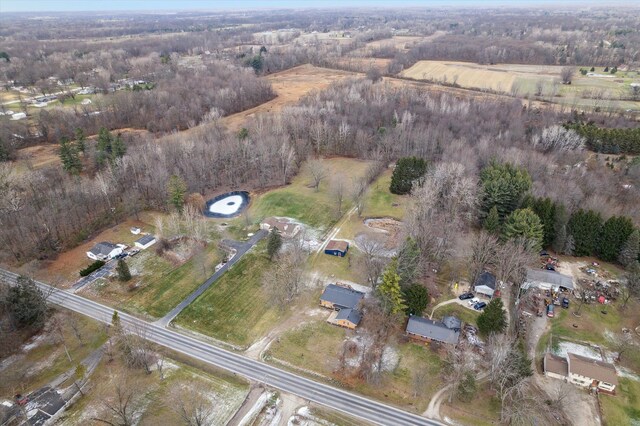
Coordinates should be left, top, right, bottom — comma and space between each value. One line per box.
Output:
204, 191, 250, 218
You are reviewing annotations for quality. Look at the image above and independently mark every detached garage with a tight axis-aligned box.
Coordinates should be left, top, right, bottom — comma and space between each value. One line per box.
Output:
135, 235, 157, 250
324, 240, 349, 257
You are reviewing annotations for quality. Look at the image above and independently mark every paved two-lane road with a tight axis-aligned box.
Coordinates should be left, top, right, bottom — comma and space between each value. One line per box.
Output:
0, 269, 440, 426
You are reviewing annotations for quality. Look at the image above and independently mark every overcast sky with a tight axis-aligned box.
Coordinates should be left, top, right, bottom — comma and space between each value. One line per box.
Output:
1, 0, 633, 13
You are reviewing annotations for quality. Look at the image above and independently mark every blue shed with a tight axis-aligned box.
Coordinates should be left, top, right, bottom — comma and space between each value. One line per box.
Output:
324, 240, 349, 257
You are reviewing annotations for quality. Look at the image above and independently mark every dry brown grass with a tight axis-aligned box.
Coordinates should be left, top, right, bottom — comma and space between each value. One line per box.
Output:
220, 64, 359, 131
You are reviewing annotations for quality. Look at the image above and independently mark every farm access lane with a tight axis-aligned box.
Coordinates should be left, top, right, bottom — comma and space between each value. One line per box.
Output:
156, 229, 268, 327
0, 268, 442, 426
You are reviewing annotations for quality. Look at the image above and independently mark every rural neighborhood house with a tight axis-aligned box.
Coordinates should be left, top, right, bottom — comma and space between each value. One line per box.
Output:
405, 315, 461, 345
86, 242, 124, 261
543, 352, 619, 394
473, 271, 497, 298
134, 234, 157, 250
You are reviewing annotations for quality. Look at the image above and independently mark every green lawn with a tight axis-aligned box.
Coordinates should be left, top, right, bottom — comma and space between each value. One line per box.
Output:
550, 302, 623, 346
268, 321, 346, 373
0, 311, 107, 397
268, 319, 444, 413
96, 241, 222, 318
248, 158, 375, 231
600, 378, 640, 426
174, 243, 284, 347
432, 303, 480, 326
361, 169, 408, 219
311, 248, 365, 283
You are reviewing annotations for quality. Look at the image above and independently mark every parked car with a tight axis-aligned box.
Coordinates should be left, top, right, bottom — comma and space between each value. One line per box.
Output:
545, 264, 556, 271
128, 249, 140, 256
561, 298, 569, 309
473, 302, 487, 310
114, 253, 127, 260
458, 292, 474, 300
547, 304, 555, 318
468, 297, 480, 306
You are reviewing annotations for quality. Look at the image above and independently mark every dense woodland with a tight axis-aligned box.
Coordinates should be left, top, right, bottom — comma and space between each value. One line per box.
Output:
0, 7, 639, 265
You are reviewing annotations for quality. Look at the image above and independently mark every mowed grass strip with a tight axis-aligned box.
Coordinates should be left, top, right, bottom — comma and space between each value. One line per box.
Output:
133, 244, 221, 318
96, 242, 221, 318
361, 169, 408, 219
175, 244, 282, 347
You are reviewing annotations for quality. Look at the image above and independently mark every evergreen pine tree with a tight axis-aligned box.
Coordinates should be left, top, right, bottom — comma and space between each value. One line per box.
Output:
403, 284, 429, 315
477, 297, 507, 336
74, 127, 86, 153
167, 175, 187, 213
116, 259, 131, 281
389, 157, 428, 195
479, 161, 531, 219
267, 229, 282, 260
111, 134, 126, 159
483, 206, 501, 234
552, 204, 569, 253
59, 137, 83, 175
378, 259, 407, 314
618, 230, 640, 268
599, 216, 634, 262
568, 209, 603, 256
396, 237, 420, 289
502, 208, 544, 250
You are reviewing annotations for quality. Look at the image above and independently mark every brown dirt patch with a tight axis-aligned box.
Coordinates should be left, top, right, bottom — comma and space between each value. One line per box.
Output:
30, 213, 160, 286
220, 64, 360, 132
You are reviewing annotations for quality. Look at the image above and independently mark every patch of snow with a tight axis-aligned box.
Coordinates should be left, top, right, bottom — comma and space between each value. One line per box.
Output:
554, 341, 602, 361
208, 195, 245, 215
344, 334, 399, 372
22, 333, 47, 351
238, 392, 269, 426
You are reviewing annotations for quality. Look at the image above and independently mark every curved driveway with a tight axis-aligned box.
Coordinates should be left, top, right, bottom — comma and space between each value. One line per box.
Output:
0, 269, 441, 426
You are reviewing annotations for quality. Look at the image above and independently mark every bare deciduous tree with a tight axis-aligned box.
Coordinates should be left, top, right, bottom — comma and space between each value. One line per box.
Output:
330, 175, 347, 216
468, 231, 499, 286
307, 158, 327, 192
357, 233, 389, 288
168, 381, 216, 426
560, 67, 575, 84
94, 375, 145, 426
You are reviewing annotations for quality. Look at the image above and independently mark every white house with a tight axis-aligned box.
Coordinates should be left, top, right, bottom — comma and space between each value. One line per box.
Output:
86, 242, 123, 261
544, 352, 618, 394
567, 353, 618, 394
135, 234, 157, 250
10, 112, 27, 121
473, 271, 497, 298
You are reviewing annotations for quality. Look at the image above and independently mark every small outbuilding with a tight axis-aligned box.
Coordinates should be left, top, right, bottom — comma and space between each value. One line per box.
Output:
10, 112, 27, 121
86, 242, 123, 261
473, 271, 497, 298
135, 235, 157, 250
324, 240, 349, 257
130, 227, 141, 235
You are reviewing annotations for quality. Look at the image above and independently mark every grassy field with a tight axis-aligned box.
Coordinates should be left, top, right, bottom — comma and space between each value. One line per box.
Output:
268, 319, 444, 413
432, 303, 480, 326
174, 242, 284, 347
600, 377, 640, 426
441, 383, 501, 426
0, 310, 108, 397
247, 157, 375, 231
95, 241, 222, 318
400, 61, 640, 111
361, 169, 408, 219
311, 247, 365, 283
60, 356, 249, 426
